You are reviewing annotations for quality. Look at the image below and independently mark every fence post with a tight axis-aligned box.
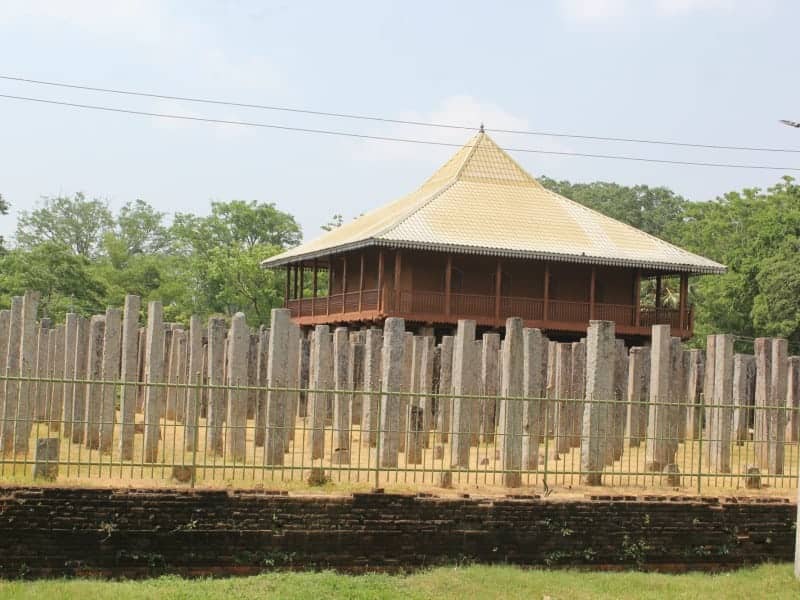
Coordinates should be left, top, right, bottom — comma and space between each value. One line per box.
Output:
374, 381, 383, 490
542, 397, 550, 491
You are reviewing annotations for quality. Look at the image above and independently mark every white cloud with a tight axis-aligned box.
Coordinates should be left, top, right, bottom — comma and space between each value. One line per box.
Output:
654, 0, 734, 16
559, 0, 757, 23
558, 0, 632, 23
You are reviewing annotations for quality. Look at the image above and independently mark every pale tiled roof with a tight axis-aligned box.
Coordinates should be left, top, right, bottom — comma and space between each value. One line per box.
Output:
263, 132, 726, 274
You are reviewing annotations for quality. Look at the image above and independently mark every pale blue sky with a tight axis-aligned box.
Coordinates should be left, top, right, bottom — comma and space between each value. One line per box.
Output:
1, 0, 798, 245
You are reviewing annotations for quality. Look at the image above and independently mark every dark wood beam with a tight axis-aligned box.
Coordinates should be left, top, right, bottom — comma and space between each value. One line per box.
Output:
358, 253, 365, 312
445, 254, 452, 317
634, 268, 641, 327
394, 250, 402, 312
377, 250, 385, 313
543, 262, 550, 321
284, 265, 290, 307
494, 259, 502, 320
655, 275, 662, 309
589, 266, 596, 320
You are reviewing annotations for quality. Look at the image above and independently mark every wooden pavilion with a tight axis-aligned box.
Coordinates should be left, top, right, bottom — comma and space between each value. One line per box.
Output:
262, 131, 725, 341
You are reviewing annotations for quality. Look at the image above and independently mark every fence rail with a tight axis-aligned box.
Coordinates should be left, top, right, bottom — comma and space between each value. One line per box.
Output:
0, 374, 797, 494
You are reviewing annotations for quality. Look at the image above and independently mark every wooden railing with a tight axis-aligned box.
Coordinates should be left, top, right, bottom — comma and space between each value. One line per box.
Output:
287, 289, 691, 334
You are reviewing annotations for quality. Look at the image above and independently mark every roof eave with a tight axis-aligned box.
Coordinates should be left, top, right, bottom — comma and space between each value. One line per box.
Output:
261, 239, 727, 275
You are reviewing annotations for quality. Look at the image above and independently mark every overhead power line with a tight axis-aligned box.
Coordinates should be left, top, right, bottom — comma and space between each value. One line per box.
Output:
1, 73, 799, 154
1, 92, 799, 172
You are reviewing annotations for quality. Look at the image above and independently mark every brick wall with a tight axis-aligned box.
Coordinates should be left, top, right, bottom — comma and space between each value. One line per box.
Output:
0, 486, 795, 578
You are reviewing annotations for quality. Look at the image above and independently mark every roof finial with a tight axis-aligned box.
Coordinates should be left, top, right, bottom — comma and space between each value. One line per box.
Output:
479, 122, 485, 133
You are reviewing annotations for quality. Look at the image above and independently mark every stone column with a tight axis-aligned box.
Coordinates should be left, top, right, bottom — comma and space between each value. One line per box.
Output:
545, 340, 557, 437
768, 338, 788, 474
450, 320, 478, 468
625, 347, 650, 447
60, 312, 78, 440
684, 349, 704, 440
264, 309, 291, 465
246, 332, 259, 420
206, 317, 226, 456
14, 291, 40, 454
499, 318, 524, 487
470, 339, 483, 446
183, 315, 204, 452
84, 315, 106, 449
610, 339, 629, 463
522, 328, 546, 470
553, 343, 573, 455
419, 336, 435, 446
581, 320, 615, 485
285, 322, 301, 450
70, 317, 89, 445
307, 325, 332, 460
119, 295, 141, 460
165, 327, 184, 421
332, 327, 351, 464
136, 327, 146, 413
143, 302, 165, 463
298, 337, 310, 417
349, 333, 365, 426
361, 328, 382, 448
254, 326, 270, 448
667, 338, 683, 454
33, 322, 50, 421
435, 335, 453, 443
703, 334, 717, 442
398, 331, 413, 452
645, 325, 674, 472
48, 326, 63, 431
569, 341, 586, 448
99, 308, 121, 453
0, 297, 23, 455
732, 354, 756, 445
379, 318, 405, 468
787, 356, 800, 443
708, 333, 734, 473
225, 313, 248, 462
480, 333, 501, 444
0, 310, 9, 430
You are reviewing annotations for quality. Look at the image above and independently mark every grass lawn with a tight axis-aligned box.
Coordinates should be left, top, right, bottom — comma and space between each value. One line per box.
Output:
0, 564, 798, 599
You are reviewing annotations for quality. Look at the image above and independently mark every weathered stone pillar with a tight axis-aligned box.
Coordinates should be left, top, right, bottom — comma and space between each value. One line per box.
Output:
768, 338, 788, 474
581, 320, 615, 485
625, 347, 650, 447
349, 333, 365, 426
361, 328, 382, 448
450, 320, 478, 468
60, 313, 78, 439
183, 315, 204, 452
667, 338, 683, 453
84, 315, 106, 450
34, 321, 50, 421
708, 333, 734, 473
471, 339, 483, 446
499, 318, 524, 487
418, 336, 435, 445
14, 291, 40, 454
119, 295, 141, 460
787, 356, 800, 443
398, 331, 413, 452
406, 404, 424, 464
379, 318, 405, 468
0, 310, 9, 427
285, 322, 301, 449
645, 325, 674, 472
48, 325, 63, 431
610, 339, 629, 463
99, 308, 121, 453
569, 341, 586, 448
480, 333, 500, 444
409, 335, 434, 453
143, 302, 165, 463
165, 327, 184, 421
0, 297, 23, 455
703, 334, 717, 442
136, 326, 146, 413
732, 354, 756, 445
332, 327, 351, 464
264, 309, 290, 465
70, 317, 89, 445
247, 331, 258, 420
684, 349, 704, 440
298, 337, 310, 417
545, 340, 557, 437
307, 325, 332, 460
254, 325, 269, 447
206, 317, 226, 456
435, 335, 453, 443
554, 343, 573, 455
522, 328, 546, 470
226, 313, 248, 462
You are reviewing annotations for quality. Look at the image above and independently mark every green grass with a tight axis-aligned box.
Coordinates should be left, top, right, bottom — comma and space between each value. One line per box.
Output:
0, 564, 798, 599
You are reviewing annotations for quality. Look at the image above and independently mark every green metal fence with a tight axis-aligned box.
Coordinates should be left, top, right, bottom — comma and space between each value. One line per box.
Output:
0, 374, 797, 494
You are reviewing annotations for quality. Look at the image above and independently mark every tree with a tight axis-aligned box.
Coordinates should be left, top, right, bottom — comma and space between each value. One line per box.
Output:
16, 193, 114, 258
171, 200, 301, 323
114, 199, 169, 255
321, 213, 343, 231
0, 193, 8, 252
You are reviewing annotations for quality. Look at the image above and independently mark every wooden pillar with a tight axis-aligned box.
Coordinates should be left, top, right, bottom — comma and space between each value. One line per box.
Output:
543, 262, 550, 321
358, 253, 365, 311
679, 273, 688, 331
394, 250, 402, 312
445, 254, 452, 317
494, 259, 502, 321
341, 256, 348, 313
284, 265, 290, 306
377, 250, 385, 313
655, 275, 662, 309
299, 263, 305, 299
293, 265, 299, 300
312, 259, 318, 315
634, 268, 641, 327
589, 266, 597, 320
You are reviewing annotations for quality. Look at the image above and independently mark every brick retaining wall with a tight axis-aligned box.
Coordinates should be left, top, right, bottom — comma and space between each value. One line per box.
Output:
0, 486, 795, 577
